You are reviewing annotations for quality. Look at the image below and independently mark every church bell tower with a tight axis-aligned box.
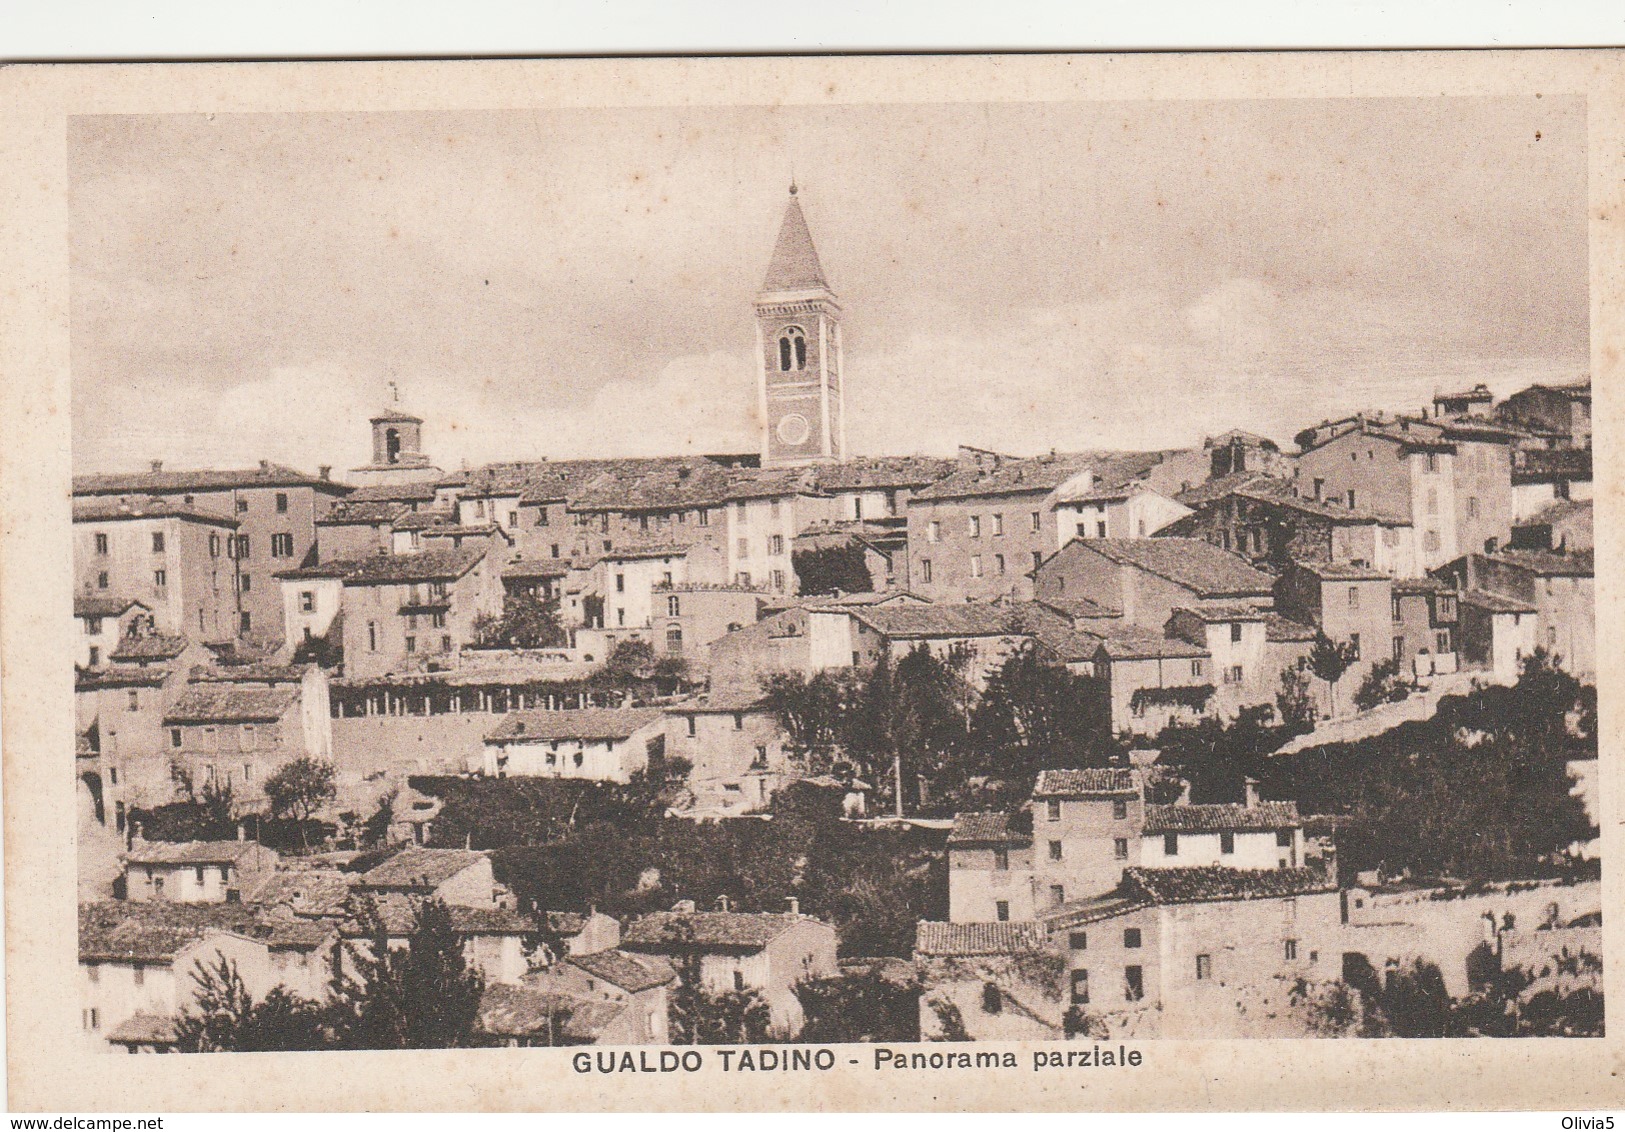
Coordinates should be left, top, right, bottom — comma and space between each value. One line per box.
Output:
756, 184, 846, 467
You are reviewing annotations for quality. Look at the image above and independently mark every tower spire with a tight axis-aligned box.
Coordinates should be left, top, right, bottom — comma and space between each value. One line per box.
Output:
761, 184, 828, 294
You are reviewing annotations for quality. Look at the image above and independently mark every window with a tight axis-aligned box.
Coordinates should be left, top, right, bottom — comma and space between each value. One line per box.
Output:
769, 535, 784, 556
969, 555, 983, 579
992, 513, 1004, 536
1070, 969, 1090, 1005
1069, 931, 1088, 951
732, 712, 744, 732
84, 615, 103, 636
1467, 496, 1480, 519
1311, 477, 1324, 501
125, 688, 140, 712
1226, 664, 1243, 684
551, 544, 560, 558
1031, 550, 1044, 572
1425, 452, 1439, 473
97, 571, 108, 589
1030, 511, 1041, 533
778, 326, 807, 371
616, 608, 626, 627
1229, 621, 1244, 644
1047, 799, 1061, 821
1050, 884, 1065, 906
697, 509, 710, 528
1392, 594, 1403, 622
1220, 832, 1235, 855
733, 969, 747, 992
661, 571, 673, 586
1191, 659, 1204, 678
133, 964, 145, 987
235, 535, 251, 558
1346, 489, 1357, 510
771, 570, 787, 591
88, 646, 100, 666
969, 516, 981, 538
928, 520, 941, 543
236, 498, 249, 513
1048, 840, 1063, 861
1424, 530, 1441, 553
1123, 928, 1142, 949
1196, 954, 1212, 981
667, 595, 681, 617
271, 533, 295, 558
430, 612, 446, 629
94, 532, 108, 555
666, 626, 683, 653
367, 622, 378, 651
1393, 636, 1405, 663
1348, 585, 1359, 608
993, 847, 1009, 871
1124, 965, 1144, 1002
153, 569, 167, 589
239, 573, 251, 592
573, 752, 584, 768
995, 555, 1006, 576
1436, 629, 1453, 653
1113, 838, 1128, 860
1436, 594, 1456, 620
920, 559, 932, 584
1163, 833, 1178, 856
995, 901, 1009, 922
536, 507, 550, 527
299, 590, 315, 613
1284, 939, 1299, 962
148, 531, 166, 554
736, 538, 749, 557
1276, 830, 1293, 847
1113, 800, 1128, 820
170, 728, 182, 748
770, 499, 781, 519
405, 636, 416, 653
639, 515, 650, 533
1349, 633, 1361, 660
275, 492, 289, 513
614, 574, 625, 593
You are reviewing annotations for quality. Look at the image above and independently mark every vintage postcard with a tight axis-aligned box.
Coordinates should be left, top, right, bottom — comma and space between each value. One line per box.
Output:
1, 51, 1622, 1112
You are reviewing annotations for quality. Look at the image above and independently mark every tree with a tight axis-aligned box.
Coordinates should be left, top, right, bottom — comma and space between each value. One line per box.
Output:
1354, 658, 1409, 711
796, 968, 919, 1042
969, 650, 1114, 783
1307, 631, 1359, 718
793, 544, 874, 597
475, 592, 568, 649
330, 896, 486, 1049
263, 756, 337, 850
1276, 661, 1317, 732
173, 954, 331, 1052
670, 986, 776, 1045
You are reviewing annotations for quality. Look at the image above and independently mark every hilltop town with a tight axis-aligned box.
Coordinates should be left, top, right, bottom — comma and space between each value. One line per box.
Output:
75, 188, 1599, 1051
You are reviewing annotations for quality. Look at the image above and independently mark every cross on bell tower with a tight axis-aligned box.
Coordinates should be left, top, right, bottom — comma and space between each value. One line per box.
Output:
755, 183, 846, 467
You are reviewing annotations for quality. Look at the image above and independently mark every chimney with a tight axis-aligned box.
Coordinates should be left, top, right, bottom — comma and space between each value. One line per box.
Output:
672, 898, 696, 914
716, 894, 731, 913
259, 459, 270, 472
1177, 779, 1193, 806
786, 897, 800, 917
319, 465, 332, 481
1244, 777, 1260, 808
149, 460, 163, 473
237, 822, 247, 841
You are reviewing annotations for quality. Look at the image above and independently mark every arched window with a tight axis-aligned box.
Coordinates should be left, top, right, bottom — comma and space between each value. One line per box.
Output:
385, 428, 401, 464
778, 326, 807, 371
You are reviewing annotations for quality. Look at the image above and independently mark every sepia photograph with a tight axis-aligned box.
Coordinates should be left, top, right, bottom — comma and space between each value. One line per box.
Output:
3, 50, 1620, 1112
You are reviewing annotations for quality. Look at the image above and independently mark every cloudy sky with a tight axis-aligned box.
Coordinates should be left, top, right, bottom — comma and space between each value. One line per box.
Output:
69, 97, 1587, 475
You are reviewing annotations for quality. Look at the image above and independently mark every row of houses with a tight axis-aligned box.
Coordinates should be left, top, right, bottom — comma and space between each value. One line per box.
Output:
81, 843, 839, 1053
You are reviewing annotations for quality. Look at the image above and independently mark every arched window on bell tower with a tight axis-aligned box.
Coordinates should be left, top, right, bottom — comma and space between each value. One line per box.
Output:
385, 428, 402, 464
779, 326, 807, 372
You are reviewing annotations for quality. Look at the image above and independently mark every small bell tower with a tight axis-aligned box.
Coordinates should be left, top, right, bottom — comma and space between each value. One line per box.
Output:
349, 382, 443, 486
756, 183, 846, 467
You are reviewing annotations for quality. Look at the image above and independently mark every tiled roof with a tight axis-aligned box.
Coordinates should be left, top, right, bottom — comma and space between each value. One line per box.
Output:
848, 604, 1028, 640
476, 983, 625, 1041
123, 839, 271, 867
486, 708, 665, 743
318, 501, 409, 525
71, 496, 241, 526
1392, 577, 1451, 596
1513, 449, 1591, 483
667, 688, 767, 714
74, 596, 147, 618
74, 463, 344, 495
1074, 538, 1275, 597
246, 869, 354, 918
341, 893, 531, 937
79, 901, 271, 963
600, 543, 688, 562
370, 407, 422, 423
76, 665, 171, 690
1094, 631, 1210, 661
391, 510, 457, 532
356, 846, 486, 891
1032, 768, 1139, 798
544, 911, 587, 935
1039, 893, 1149, 929
1461, 589, 1539, 614
1174, 472, 1272, 508
338, 546, 486, 585
187, 662, 310, 685
1033, 595, 1121, 620
914, 921, 1049, 958
622, 911, 815, 952
1524, 498, 1592, 527
1487, 548, 1594, 578
813, 456, 957, 491
914, 451, 1159, 503
110, 634, 190, 662
762, 190, 829, 292
1207, 429, 1280, 450
163, 685, 298, 724
1171, 603, 1267, 623
568, 948, 677, 993
105, 1013, 179, 1046
1124, 866, 1337, 905
1292, 560, 1389, 582
1142, 802, 1300, 834
343, 482, 440, 504
501, 558, 571, 579
948, 811, 1033, 847
1263, 613, 1317, 643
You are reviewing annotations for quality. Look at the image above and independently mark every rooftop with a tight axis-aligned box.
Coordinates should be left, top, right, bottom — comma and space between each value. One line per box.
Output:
1071, 538, 1275, 597
476, 983, 625, 1042
76, 665, 171, 690
1262, 613, 1318, 643
914, 451, 1160, 503
947, 811, 1033, 847
356, 846, 487, 891
337, 546, 487, 586
486, 707, 666, 743
72, 496, 239, 527
163, 685, 299, 725
1032, 767, 1139, 799
1486, 548, 1594, 578
1094, 631, 1210, 661
812, 455, 957, 491
622, 910, 818, 952
74, 463, 345, 496
74, 595, 148, 619
567, 948, 678, 993
318, 501, 410, 525
1123, 865, 1337, 905
109, 634, 190, 662
914, 921, 1049, 958
848, 603, 1029, 640
79, 901, 286, 963
1461, 589, 1540, 615
1141, 801, 1300, 834
761, 188, 830, 293
123, 839, 271, 867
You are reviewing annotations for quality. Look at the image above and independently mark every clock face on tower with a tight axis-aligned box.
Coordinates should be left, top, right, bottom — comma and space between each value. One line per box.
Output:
776, 412, 812, 446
